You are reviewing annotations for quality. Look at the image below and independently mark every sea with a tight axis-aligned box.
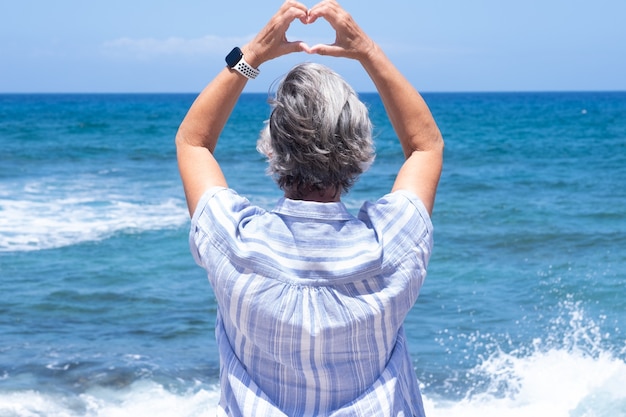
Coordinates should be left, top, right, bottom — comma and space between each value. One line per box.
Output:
0, 90, 625, 417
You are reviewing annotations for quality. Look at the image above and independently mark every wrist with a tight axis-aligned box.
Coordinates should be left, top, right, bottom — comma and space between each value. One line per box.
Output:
241, 46, 263, 70
225, 47, 260, 79
358, 41, 382, 67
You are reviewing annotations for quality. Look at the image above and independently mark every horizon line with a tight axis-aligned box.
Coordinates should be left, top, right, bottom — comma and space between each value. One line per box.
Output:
1, 89, 625, 95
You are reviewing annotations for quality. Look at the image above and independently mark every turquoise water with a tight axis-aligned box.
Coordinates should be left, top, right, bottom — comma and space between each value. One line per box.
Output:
0, 92, 625, 416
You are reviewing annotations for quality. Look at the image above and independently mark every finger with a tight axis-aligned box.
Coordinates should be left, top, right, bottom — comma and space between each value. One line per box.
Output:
283, 40, 309, 54
270, 1, 309, 33
281, 1, 309, 21
247, 2, 310, 64
307, 0, 342, 25
258, 3, 308, 45
308, 43, 341, 57
285, 0, 310, 24
297, 41, 312, 53
300, 42, 313, 54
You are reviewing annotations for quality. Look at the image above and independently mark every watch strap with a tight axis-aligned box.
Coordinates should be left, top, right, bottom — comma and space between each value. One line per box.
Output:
232, 56, 260, 80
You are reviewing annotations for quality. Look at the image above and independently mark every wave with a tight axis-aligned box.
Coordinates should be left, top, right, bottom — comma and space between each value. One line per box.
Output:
0, 178, 189, 252
1, 349, 623, 417
0, 381, 220, 417
423, 345, 626, 417
424, 300, 626, 417
1, 303, 624, 416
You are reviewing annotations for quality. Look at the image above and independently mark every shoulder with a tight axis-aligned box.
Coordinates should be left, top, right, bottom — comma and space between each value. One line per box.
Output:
190, 187, 266, 254
360, 190, 433, 236
192, 187, 263, 226
359, 190, 435, 267
194, 186, 246, 211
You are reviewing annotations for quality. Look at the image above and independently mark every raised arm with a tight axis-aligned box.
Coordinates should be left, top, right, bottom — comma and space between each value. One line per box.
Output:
176, 1, 309, 216
307, 1, 444, 214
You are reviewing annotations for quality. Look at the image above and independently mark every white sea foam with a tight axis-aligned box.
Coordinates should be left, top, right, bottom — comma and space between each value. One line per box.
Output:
0, 304, 625, 416
424, 301, 626, 417
0, 179, 189, 252
423, 346, 626, 417
0, 381, 220, 417
0, 348, 624, 417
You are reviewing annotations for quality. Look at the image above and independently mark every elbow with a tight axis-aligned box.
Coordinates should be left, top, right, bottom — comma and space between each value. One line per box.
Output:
430, 120, 444, 148
425, 121, 444, 156
175, 129, 186, 149
175, 126, 195, 150
434, 130, 444, 153
414, 126, 444, 155
175, 123, 217, 154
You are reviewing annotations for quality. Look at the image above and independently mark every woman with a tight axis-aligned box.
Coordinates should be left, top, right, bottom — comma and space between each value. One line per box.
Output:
176, 1, 443, 416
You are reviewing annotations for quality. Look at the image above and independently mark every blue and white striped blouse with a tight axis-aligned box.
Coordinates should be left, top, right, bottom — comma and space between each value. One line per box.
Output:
190, 187, 434, 416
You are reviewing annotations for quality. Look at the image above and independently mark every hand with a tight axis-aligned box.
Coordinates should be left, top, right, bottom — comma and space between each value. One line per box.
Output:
243, 1, 310, 68
306, 0, 376, 61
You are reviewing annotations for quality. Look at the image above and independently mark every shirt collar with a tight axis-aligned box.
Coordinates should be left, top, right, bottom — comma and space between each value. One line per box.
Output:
272, 198, 354, 221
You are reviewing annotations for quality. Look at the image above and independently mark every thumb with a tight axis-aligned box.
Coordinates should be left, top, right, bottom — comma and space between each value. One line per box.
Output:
295, 41, 312, 53
308, 43, 341, 57
282, 40, 310, 55
299, 42, 313, 54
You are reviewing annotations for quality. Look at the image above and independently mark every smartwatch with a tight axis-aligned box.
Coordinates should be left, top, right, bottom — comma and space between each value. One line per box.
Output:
225, 47, 260, 80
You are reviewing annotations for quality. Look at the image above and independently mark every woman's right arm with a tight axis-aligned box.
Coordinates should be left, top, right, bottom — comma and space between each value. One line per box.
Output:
307, 1, 444, 215
176, 1, 309, 216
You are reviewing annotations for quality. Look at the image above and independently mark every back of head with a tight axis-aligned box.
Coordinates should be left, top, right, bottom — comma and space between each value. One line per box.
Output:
257, 62, 374, 198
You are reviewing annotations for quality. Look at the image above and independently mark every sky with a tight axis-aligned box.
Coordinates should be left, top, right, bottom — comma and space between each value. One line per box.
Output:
1, 0, 625, 93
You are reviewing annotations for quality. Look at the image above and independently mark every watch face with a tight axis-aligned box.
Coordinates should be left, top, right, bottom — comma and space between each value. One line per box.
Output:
225, 47, 243, 68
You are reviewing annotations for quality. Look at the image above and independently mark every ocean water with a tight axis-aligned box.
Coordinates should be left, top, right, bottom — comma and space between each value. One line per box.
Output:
0, 91, 625, 417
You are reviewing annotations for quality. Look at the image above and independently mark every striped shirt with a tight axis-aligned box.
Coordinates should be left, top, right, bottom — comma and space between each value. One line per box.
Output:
189, 187, 434, 416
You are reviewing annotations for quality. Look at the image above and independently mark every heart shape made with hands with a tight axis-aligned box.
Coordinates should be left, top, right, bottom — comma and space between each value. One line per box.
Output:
286, 16, 336, 49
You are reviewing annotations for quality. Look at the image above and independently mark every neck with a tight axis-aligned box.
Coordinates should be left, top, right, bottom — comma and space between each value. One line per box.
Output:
285, 187, 340, 203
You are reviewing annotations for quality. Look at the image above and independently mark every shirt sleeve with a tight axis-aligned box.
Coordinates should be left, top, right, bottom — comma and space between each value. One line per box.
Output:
359, 190, 435, 289
392, 190, 434, 236
189, 187, 267, 271
188, 187, 228, 268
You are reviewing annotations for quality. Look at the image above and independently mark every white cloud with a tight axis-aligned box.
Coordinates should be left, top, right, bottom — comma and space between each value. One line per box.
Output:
101, 35, 255, 58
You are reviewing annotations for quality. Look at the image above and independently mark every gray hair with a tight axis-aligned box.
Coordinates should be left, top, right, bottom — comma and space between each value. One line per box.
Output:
257, 62, 374, 197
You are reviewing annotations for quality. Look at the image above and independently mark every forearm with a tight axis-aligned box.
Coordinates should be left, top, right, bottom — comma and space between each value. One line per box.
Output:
359, 45, 443, 158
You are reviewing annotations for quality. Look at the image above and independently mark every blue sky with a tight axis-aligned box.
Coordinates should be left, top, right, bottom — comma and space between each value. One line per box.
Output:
1, 0, 625, 93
